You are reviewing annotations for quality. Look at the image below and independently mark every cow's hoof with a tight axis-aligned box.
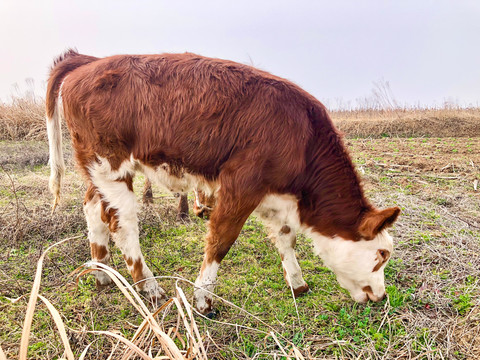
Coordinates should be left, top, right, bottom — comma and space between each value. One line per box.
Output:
194, 207, 212, 220
95, 279, 112, 291
293, 283, 310, 298
205, 309, 217, 319
194, 291, 213, 315
147, 293, 168, 308
176, 213, 190, 223
140, 281, 168, 307
95, 271, 113, 290
142, 196, 153, 205
192, 208, 205, 219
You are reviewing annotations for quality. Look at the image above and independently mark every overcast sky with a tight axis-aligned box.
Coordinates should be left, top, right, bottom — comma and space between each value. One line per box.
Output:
1, 0, 479, 108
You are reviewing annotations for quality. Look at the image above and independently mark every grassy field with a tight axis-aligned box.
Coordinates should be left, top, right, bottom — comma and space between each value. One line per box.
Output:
0, 100, 480, 359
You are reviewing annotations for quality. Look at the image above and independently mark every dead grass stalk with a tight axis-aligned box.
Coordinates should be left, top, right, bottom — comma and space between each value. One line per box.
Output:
0, 97, 45, 141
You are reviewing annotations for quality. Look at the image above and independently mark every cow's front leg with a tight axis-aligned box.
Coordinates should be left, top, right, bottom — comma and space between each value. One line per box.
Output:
273, 225, 309, 297
194, 255, 220, 316
255, 202, 309, 297
194, 162, 265, 315
194, 214, 244, 315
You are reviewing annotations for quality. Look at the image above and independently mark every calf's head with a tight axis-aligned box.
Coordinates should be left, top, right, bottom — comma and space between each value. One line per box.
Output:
312, 207, 400, 303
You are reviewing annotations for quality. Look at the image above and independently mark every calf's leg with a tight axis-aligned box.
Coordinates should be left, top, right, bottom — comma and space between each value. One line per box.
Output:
176, 193, 189, 222
194, 158, 265, 314
88, 161, 166, 305
143, 177, 190, 222
83, 184, 112, 288
193, 189, 215, 219
194, 204, 257, 314
256, 201, 309, 297
269, 224, 309, 296
142, 178, 153, 204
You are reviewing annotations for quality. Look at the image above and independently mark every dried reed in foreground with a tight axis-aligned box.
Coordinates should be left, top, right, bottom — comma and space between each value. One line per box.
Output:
6, 235, 306, 359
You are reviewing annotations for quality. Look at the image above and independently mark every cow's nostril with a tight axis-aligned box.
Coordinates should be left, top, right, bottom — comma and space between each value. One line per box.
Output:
362, 285, 382, 302
362, 285, 373, 295
362, 286, 385, 302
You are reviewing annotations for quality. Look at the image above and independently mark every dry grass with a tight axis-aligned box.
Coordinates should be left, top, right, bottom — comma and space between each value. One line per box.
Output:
0, 97, 45, 141
333, 107, 480, 138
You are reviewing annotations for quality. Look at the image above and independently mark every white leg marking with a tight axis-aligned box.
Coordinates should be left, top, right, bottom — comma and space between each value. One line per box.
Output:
88, 158, 166, 300
275, 232, 307, 290
83, 194, 111, 286
194, 261, 219, 314
255, 194, 307, 292
88, 157, 136, 217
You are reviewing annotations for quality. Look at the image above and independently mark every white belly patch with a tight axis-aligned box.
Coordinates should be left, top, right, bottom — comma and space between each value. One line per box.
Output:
138, 161, 218, 196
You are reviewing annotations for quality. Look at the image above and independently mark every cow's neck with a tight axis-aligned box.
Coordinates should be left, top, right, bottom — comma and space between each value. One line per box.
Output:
297, 125, 371, 241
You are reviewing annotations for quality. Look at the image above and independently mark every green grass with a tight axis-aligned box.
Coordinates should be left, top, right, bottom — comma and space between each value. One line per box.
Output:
0, 212, 423, 358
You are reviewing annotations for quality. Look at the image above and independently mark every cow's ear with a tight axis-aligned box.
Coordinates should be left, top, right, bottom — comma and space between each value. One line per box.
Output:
359, 207, 400, 240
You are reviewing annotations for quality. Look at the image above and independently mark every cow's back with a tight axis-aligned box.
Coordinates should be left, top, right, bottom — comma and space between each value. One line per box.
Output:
60, 53, 313, 185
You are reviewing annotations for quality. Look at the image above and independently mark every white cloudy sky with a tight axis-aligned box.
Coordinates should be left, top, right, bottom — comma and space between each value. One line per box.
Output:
1, 0, 479, 108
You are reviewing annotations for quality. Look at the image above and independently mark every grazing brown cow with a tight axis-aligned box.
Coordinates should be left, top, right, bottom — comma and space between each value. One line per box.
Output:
46, 50, 400, 315
142, 179, 214, 220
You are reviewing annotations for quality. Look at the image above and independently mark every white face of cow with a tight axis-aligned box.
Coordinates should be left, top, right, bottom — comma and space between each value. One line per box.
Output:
311, 230, 393, 303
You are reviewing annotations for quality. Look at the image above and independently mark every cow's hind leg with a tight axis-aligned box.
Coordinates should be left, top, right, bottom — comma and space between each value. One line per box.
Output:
142, 178, 153, 205
144, 177, 190, 222
89, 161, 167, 304
84, 184, 112, 288
176, 193, 189, 222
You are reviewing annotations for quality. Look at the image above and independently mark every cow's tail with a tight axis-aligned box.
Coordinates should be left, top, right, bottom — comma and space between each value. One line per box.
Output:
46, 49, 98, 212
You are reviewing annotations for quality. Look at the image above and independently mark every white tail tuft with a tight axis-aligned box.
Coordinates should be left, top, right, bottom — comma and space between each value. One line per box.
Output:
46, 102, 64, 212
